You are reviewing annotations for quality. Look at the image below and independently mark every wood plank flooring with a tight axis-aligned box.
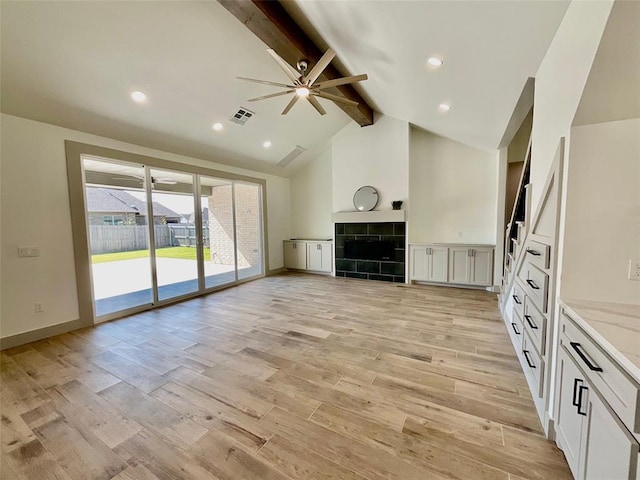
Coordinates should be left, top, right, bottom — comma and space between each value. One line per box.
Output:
0, 273, 572, 480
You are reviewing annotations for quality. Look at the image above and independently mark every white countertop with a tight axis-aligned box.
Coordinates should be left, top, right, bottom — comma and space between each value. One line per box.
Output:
560, 298, 640, 383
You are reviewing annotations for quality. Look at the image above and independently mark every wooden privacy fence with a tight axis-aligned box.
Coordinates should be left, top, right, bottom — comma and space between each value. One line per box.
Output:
167, 224, 210, 248
89, 224, 209, 254
89, 225, 171, 254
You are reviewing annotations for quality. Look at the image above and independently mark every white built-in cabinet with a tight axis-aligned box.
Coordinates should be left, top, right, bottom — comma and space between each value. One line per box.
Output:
284, 241, 307, 270
410, 244, 493, 287
410, 245, 448, 282
554, 309, 640, 480
306, 242, 332, 273
283, 240, 332, 274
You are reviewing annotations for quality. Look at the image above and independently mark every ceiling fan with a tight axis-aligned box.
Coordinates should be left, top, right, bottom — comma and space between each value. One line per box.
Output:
237, 48, 368, 115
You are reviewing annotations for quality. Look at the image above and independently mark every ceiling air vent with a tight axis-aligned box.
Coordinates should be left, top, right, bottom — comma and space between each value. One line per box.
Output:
229, 107, 254, 126
277, 145, 307, 168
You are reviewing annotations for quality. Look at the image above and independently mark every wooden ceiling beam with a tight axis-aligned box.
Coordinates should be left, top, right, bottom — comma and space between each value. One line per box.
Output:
219, 0, 374, 126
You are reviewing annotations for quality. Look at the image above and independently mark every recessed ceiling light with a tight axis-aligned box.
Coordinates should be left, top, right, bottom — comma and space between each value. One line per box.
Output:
263, 141, 272, 148
296, 87, 310, 98
427, 57, 444, 68
212, 122, 224, 131
130, 90, 147, 103
438, 103, 451, 112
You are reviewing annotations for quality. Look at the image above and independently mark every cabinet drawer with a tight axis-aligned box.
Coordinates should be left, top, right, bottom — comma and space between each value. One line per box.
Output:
523, 330, 544, 398
511, 307, 524, 344
523, 240, 550, 270
521, 263, 549, 313
512, 281, 525, 318
562, 311, 640, 434
524, 297, 547, 356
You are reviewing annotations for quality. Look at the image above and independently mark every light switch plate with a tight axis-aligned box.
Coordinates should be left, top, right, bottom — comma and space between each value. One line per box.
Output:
18, 246, 39, 258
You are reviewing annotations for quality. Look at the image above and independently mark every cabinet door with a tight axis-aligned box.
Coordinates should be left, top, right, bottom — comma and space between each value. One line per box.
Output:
555, 346, 586, 479
307, 242, 332, 272
582, 386, 639, 480
410, 246, 429, 281
319, 242, 332, 272
449, 247, 471, 284
429, 246, 448, 282
469, 248, 493, 285
307, 243, 322, 271
284, 242, 306, 270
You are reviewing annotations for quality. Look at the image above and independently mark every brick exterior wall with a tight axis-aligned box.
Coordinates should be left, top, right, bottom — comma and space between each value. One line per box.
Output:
207, 183, 261, 268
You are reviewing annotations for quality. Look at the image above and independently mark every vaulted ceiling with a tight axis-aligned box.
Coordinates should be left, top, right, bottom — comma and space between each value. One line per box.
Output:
1, 1, 570, 175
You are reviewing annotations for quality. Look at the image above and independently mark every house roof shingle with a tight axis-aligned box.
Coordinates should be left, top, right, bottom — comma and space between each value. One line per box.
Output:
86, 187, 181, 219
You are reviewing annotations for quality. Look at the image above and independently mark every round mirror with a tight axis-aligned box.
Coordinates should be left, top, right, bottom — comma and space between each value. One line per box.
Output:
353, 186, 379, 211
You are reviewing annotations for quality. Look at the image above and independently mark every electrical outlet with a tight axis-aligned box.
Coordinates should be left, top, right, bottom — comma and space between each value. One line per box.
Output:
628, 260, 640, 281
35, 302, 44, 313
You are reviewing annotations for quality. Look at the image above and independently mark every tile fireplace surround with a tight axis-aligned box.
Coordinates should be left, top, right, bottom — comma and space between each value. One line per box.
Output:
334, 222, 406, 283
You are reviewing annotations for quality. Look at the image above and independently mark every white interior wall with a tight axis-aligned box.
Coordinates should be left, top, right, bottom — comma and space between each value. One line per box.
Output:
332, 115, 409, 213
290, 148, 333, 239
529, 0, 614, 213
561, 118, 640, 305
409, 127, 499, 244
0, 114, 291, 339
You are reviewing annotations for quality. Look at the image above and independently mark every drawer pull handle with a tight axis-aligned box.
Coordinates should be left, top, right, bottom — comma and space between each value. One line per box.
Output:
526, 279, 540, 290
511, 322, 520, 335
523, 350, 536, 368
577, 385, 588, 416
570, 342, 603, 372
526, 249, 541, 256
524, 315, 538, 329
512, 295, 522, 305
572, 378, 583, 407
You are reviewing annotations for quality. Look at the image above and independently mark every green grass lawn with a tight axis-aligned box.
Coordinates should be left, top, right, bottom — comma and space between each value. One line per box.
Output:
92, 246, 211, 263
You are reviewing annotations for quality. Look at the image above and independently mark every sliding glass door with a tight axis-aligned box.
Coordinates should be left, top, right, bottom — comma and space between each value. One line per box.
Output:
149, 168, 200, 301
200, 176, 237, 289
81, 156, 264, 320
234, 182, 263, 280
83, 158, 154, 316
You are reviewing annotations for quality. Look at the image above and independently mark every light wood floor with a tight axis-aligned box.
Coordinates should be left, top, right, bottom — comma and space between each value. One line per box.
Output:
1, 273, 572, 480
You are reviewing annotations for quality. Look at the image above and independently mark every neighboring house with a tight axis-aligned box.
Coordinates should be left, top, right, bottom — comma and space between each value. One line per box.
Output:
188, 207, 209, 226
85, 187, 182, 225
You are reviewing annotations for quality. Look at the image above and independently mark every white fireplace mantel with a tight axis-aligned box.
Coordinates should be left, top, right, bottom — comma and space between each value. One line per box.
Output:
331, 210, 406, 224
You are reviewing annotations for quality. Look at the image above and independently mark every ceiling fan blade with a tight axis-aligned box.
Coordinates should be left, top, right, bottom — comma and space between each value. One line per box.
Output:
307, 95, 327, 115
266, 49, 301, 85
248, 89, 295, 102
306, 49, 336, 86
314, 91, 359, 107
281, 95, 299, 115
314, 74, 368, 90
236, 76, 293, 88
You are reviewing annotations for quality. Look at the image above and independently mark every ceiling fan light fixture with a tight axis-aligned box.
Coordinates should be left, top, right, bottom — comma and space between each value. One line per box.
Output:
296, 87, 310, 98
427, 57, 444, 68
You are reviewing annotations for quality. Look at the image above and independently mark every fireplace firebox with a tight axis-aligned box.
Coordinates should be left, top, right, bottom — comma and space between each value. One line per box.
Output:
335, 222, 405, 283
